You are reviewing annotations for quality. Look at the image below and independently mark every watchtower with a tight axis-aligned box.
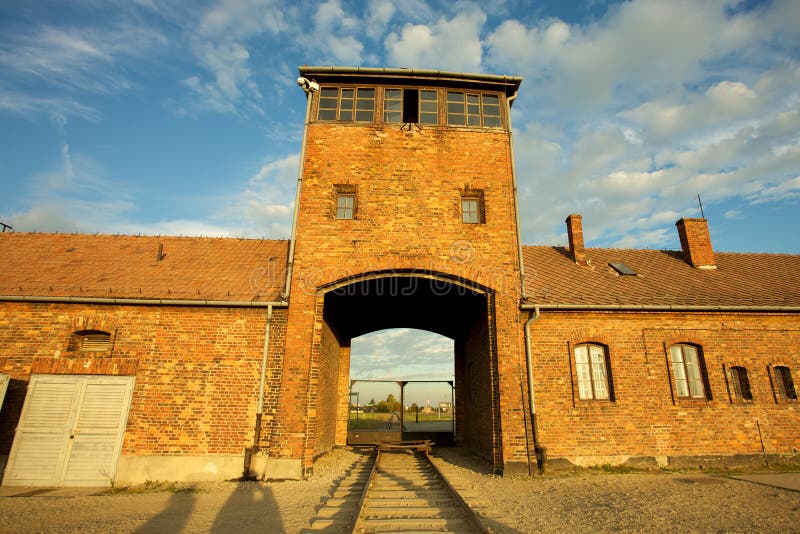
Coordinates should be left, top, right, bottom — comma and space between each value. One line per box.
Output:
268, 67, 529, 478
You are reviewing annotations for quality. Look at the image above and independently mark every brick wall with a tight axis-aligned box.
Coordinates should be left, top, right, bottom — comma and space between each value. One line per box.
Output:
529, 310, 800, 465
274, 118, 526, 473
0, 302, 280, 458
314, 319, 341, 455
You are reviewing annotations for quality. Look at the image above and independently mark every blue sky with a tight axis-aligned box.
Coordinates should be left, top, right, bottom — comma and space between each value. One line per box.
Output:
1, 0, 799, 382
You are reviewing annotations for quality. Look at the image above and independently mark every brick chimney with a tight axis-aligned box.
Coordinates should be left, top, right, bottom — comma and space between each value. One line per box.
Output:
676, 218, 716, 269
566, 214, 588, 266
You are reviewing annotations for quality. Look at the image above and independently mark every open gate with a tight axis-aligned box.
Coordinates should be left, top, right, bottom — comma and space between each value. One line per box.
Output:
347, 380, 455, 445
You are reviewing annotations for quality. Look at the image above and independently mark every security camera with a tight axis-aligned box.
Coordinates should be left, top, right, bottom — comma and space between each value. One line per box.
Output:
296, 77, 319, 93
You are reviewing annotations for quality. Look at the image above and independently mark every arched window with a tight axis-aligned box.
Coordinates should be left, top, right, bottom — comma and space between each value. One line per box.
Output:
574, 343, 612, 400
774, 366, 797, 400
68, 330, 111, 353
669, 344, 708, 399
728, 366, 752, 401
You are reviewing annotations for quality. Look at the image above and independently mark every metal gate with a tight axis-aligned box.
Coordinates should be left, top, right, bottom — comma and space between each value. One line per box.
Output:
2, 374, 134, 487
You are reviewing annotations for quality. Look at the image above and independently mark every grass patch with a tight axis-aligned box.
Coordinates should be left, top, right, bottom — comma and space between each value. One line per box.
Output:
110, 480, 203, 494
590, 464, 651, 475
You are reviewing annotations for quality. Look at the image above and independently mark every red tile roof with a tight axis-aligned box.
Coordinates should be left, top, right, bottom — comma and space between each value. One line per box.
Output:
2, 233, 797, 308
0, 233, 288, 303
523, 246, 800, 307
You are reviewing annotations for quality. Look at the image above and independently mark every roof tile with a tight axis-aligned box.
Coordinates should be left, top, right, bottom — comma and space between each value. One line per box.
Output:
0, 233, 288, 302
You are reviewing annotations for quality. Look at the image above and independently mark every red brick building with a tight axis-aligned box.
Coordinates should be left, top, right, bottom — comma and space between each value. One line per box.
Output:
0, 68, 798, 486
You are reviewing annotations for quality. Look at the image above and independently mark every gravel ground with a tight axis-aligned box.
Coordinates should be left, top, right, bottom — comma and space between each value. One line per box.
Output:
1, 447, 799, 533
432, 448, 800, 533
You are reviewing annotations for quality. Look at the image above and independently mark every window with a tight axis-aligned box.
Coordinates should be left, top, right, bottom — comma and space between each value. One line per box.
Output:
574, 344, 611, 400
318, 87, 374, 122
68, 330, 111, 353
384, 88, 402, 123
670, 344, 707, 399
419, 90, 438, 124
446, 92, 502, 127
774, 366, 797, 400
461, 190, 484, 224
355, 88, 375, 122
728, 366, 753, 401
336, 194, 355, 220
384, 88, 438, 125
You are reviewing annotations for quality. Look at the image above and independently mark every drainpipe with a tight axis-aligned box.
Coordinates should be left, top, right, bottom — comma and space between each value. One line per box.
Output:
282, 77, 319, 300
523, 305, 544, 472
244, 303, 273, 478
506, 89, 527, 302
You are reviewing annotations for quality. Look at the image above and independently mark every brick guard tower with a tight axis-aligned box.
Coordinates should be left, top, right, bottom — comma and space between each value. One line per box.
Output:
265, 67, 529, 478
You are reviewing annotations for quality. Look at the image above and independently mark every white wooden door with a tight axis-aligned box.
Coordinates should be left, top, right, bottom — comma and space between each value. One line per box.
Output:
2, 375, 134, 487
0, 373, 9, 412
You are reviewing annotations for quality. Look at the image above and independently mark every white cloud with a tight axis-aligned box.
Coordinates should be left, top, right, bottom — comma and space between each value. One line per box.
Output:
211, 152, 300, 237
199, 0, 288, 39
183, 40, 264, 115
365, 0, 396, 40
0, 23, 166, 94
0, 90, 99, 121
311, 0, 365, 64
491, 1, 800, 250
385, 4, 486, 71
4, 140, 136, 233
351, 328, 454, 381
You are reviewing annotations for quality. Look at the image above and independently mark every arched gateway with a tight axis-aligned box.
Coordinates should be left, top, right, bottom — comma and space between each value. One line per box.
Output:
263, 68, 531, 479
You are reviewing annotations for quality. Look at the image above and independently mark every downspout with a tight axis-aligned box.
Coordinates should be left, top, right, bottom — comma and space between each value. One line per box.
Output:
244, 303, 273, 478
506, 88, 527, 301
523, 305, 544, 472
282, 77, 318, 300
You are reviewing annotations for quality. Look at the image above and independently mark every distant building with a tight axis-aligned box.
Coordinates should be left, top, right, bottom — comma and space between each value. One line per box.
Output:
0, 67, 798, 486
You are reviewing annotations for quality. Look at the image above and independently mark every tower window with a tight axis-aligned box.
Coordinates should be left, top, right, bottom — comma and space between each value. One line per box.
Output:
447, 92, 502, 127
460, 190, 485, 224
318, 87, 374, 123
334, 184, 357, 220
419, 90, 438, 124
384, 89, 402, 123
384, 89, 438, 125
337, 194, 355, 220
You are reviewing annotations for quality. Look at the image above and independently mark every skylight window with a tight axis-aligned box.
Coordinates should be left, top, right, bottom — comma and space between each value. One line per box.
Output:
609, 262, 637, 276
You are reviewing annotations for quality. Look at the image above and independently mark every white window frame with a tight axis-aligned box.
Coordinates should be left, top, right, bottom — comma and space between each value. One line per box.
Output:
574, 343, 611, 400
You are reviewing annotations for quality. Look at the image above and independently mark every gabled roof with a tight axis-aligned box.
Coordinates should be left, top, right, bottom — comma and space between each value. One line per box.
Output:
523, 246, 800, 308
0, 233, 288, 303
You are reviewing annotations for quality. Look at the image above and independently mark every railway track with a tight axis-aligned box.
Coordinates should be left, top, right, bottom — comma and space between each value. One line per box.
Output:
306, 442, 489, 533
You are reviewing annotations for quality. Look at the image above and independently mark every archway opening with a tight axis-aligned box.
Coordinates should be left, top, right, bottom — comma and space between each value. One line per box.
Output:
348, 329, 455, 444
313, 274, 500, 462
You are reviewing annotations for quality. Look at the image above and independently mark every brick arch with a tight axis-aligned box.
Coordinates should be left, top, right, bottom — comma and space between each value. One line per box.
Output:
662, 330, 709, 349
66, 314, 119, 354
317, 267, 495, 296
70, 314, 120, 334
303, 252, 509, 295
568, 328, 612, 347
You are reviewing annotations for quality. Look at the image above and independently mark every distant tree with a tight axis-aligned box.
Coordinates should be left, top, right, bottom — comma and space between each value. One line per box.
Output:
375, 393, 401, 413
385, 393, 401, 413
408, 403, 419, 413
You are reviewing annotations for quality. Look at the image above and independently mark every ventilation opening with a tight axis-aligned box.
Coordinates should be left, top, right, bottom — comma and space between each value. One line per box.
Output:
68, 330, 111, 353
